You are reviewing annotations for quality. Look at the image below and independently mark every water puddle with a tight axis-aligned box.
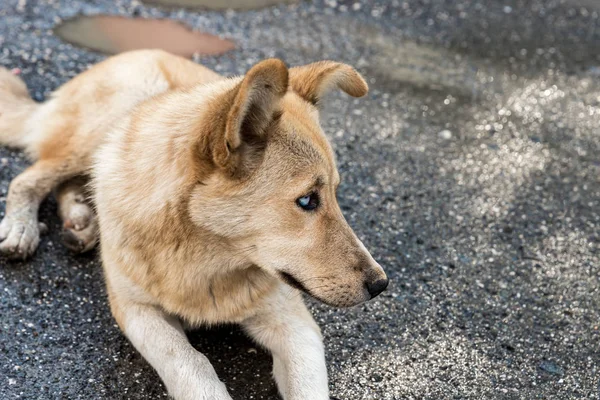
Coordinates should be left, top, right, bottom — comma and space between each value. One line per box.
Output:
142, 0, 297, 11
54, 16, 235, 58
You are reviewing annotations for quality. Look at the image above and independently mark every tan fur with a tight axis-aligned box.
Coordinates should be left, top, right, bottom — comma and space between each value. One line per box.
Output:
289, 60, 368, 105
0, 68, 39, 149
0, 50, 388, 399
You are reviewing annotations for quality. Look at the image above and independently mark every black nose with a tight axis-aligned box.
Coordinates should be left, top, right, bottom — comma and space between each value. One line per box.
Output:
366, 278, 389, 299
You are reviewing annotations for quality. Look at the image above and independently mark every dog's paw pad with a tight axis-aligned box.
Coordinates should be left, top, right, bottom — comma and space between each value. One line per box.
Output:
61, 198, 94, 232
63, 215, 91, 232
61, 229, 86, 253
61, 221, 98, 254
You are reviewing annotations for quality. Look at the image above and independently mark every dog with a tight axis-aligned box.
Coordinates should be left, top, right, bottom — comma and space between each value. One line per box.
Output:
0, 49, 389, 399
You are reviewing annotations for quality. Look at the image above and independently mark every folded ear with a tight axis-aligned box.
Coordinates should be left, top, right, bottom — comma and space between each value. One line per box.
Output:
211, 58, 288, 174
289, 61, 368, 105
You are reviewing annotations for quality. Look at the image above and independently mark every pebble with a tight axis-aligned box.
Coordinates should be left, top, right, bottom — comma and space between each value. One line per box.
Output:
438, 129, 452, 140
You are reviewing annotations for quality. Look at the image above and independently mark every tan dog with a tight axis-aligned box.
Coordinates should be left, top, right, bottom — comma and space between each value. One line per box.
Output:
0, 50, 388, 399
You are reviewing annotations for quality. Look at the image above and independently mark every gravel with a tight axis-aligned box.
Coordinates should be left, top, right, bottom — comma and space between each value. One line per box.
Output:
1, 0, 599, 399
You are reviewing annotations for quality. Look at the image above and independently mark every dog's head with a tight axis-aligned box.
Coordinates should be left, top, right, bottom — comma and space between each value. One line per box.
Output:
190, 59, 388, 307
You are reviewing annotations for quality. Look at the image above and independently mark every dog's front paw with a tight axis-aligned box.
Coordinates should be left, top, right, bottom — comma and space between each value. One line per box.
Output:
0, 215, 40, 259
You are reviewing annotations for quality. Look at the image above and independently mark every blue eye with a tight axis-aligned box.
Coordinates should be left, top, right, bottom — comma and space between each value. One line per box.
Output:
296, 192, 320, 211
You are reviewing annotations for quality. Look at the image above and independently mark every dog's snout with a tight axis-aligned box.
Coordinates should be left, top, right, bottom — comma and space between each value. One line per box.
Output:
366, 278, 389, 299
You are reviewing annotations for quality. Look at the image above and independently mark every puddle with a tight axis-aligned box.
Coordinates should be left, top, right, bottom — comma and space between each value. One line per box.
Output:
142, 0, 297, 11
54, 16, 235, 58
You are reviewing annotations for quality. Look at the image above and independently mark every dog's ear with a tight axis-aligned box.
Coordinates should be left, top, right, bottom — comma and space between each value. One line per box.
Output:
289, 61, 368, 105
211, 59, 288, 175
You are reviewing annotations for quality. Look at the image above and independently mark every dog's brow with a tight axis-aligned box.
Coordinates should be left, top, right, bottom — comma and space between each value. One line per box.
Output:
315, 176, 325, 188
300, 176, 325, 195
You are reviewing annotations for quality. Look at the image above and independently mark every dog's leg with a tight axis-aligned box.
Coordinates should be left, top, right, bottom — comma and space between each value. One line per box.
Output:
0, 158, 78, 259
107, 289, 233, 400
242, 285, 329, 400
55, 176, 98, 253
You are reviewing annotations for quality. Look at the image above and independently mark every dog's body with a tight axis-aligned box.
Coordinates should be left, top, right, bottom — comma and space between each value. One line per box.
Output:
0, 50, 388, 399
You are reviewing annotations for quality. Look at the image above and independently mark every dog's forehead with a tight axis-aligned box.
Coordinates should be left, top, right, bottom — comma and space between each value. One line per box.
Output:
277, 93, 336, 167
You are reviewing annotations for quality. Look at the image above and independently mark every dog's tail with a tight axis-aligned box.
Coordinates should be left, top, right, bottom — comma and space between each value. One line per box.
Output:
0, 67, 39, 150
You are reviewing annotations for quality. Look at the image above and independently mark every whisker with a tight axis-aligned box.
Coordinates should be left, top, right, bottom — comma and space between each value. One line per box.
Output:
291, 275, 337, 285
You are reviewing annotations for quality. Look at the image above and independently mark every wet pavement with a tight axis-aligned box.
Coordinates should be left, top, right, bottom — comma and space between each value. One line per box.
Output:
1, 0, 600, 399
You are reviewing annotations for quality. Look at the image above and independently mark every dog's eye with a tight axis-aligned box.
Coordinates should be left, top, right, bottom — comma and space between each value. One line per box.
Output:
296, 192, 320, 211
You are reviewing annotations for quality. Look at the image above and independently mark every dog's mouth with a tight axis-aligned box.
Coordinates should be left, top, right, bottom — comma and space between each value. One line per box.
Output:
277, 271, 311, 294
276, 270, 363, 308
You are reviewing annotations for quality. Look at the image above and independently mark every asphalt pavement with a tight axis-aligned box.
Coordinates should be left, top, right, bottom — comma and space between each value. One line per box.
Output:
0, 0, 599, 399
